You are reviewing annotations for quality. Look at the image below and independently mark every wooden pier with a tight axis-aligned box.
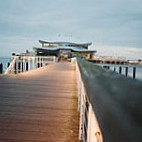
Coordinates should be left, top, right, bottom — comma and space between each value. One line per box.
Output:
1, 57, 142, 142
0, 62, 79, 142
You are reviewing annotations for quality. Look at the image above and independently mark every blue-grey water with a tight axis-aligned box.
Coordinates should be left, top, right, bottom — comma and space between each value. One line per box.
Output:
98, 63, 142, 81
0, 57, 11, 72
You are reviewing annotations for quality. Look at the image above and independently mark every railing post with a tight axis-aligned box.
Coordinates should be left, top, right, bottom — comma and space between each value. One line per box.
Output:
133, 67, 136, 79
54, 56, 56, 63
7, 62, 10, 68
0, 63, 3, 74
18, 61, 21, 73
36, 56, 38, 68
26, 62, 28, 71
37, 56, 40, 68
33, 56, 35, 69
43, 56, 45, 66
125, 67, 128, 77
41, 56, 43, 67
21, 59, 24, 72
24, 58, 26, 72
35, 56, 37, 68
14, 60, 17, 74
114, 67, 116, 72
119, 66, 122, 74
28, 57, 30, 70
79, 84, 85, 141
87, 104, 103, 142
32, 56, 35, 69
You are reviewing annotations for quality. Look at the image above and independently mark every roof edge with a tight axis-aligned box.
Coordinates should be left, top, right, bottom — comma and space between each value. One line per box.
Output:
39, 40, 92, 47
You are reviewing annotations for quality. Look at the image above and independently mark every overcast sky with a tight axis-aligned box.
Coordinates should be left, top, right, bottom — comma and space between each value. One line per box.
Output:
0, 0, 142, 59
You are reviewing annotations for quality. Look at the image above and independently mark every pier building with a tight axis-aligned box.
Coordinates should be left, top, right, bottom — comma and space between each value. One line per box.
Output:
33, 40, 96, 59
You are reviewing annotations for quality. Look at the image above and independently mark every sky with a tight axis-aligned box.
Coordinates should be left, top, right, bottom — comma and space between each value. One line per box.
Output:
0, 0, 142, 59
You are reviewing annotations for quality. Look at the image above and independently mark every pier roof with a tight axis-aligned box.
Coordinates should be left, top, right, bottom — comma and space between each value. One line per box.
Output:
33, 46, 96, 53
39, 40, 92, 49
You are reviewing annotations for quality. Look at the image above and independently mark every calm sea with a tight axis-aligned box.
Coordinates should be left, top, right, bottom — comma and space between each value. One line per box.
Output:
98, 63, 142, 81
0, 57, 11, 72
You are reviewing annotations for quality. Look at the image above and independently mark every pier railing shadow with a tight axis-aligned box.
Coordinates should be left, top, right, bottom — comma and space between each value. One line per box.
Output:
76, 57, 142, 142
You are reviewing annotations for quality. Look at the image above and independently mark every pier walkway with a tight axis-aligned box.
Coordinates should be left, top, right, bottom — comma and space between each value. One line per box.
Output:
0, 63, 79, 142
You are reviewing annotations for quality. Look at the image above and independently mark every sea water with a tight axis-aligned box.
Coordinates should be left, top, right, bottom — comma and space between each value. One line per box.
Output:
98, 63, 142, 81
0, 57, 11, 72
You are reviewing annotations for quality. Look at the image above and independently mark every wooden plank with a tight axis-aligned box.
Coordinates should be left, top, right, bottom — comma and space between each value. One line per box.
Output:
0, 62, 79, 142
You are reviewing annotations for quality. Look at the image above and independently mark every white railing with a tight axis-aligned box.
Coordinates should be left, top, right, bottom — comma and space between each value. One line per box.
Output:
75, 59, 103, 142
5, 56, 19, 74
5, 55, 57, 74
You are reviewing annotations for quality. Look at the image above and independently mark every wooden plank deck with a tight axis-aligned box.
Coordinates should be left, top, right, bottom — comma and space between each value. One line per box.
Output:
0, 62, 79, 142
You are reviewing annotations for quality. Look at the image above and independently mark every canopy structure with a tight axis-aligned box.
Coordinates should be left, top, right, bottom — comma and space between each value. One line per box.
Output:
33, 40, 96, 59
39, 40, 92, 49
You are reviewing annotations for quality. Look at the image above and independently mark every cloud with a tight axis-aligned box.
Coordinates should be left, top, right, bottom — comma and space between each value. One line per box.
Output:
0, 0, 142, 58
94, 45, 142, 59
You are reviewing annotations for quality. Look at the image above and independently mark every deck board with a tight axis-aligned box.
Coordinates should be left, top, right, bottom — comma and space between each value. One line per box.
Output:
0, 63, 79, 142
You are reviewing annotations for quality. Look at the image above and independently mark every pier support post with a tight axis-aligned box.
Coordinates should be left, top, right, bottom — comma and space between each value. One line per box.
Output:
119, 66, 122, 74
125, 67, 128, 77
0, 63, 3, 74
133, 67, 136, 79
103, 66, 110, 70
114, 67, 116, 72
